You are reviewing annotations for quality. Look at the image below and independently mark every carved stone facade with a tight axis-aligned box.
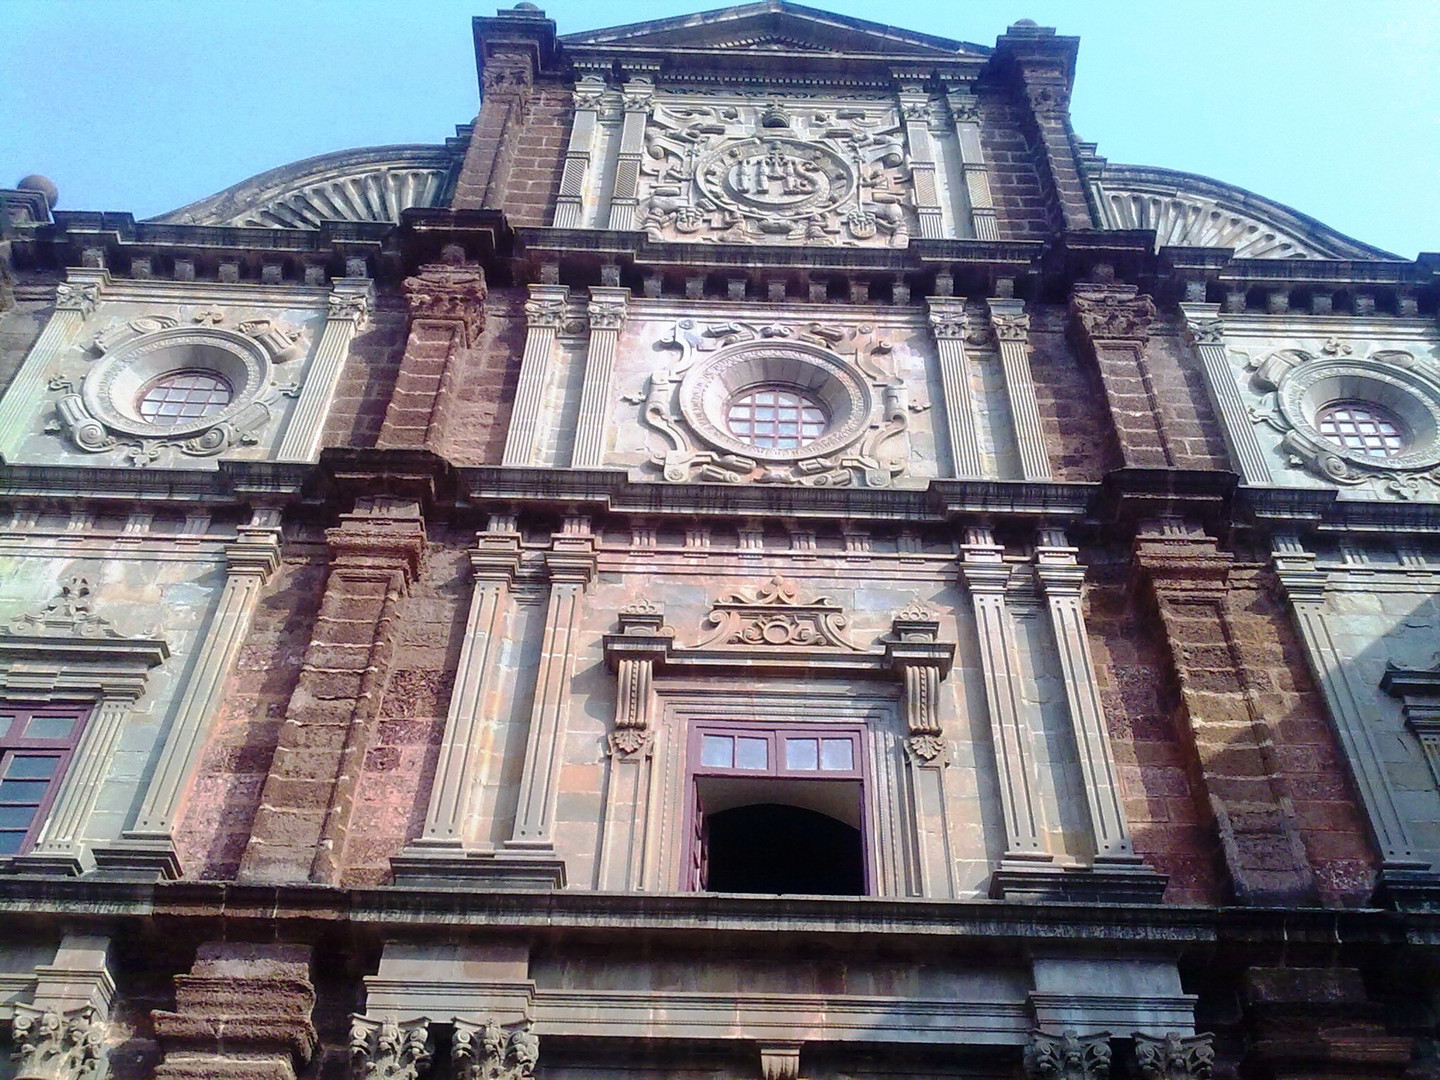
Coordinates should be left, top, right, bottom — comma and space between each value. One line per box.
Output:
0, 3, 1436, 1080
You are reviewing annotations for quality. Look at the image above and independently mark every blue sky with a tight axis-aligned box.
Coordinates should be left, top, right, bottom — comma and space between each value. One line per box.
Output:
3, 0, 1437, 258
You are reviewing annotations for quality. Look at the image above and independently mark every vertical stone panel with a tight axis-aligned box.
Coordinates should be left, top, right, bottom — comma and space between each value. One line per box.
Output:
238, 499, 423, 885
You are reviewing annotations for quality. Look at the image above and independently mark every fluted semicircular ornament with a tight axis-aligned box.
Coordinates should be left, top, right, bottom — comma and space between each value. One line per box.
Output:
149, 144, 459, 228
1091, 164, 1397, 261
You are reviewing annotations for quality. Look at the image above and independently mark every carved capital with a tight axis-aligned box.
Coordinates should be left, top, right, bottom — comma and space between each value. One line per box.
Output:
328, 289, 373, 327
54, 281, 101, 317
524, 292, 569, 330
349, 1015, 432, 1080
1025, 79, 1072, 114
452, 1018, 538, 1080
928, 305, 969, 340
1025, 1030, 1112, 1080
482, 52, 534, 96
587, 296, 628, 332
572, 74, 608, 111
1070, 286, 1155, 343
621, 76, 655, 112
1134, 1032, 1214, 1080
992, 311, 1031, 341
13, 1004, 108, 1080
1183, 317, 1225, 347
403, 264, 488, 348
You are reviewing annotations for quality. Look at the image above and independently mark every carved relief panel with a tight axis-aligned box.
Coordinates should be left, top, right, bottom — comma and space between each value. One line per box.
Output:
611, 308, 937, 487
1184, 307, 1440, 501
0, 277, 364, 469
637, 93, 922, 247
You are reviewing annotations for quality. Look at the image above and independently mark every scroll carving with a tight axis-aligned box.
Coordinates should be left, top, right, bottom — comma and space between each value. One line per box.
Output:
692, 575, 858, 651
12, 1004, 108, 1080
452, 1019, 538, 1080
637, 95, 916, 247
349, 1015, 432, 1080
1070, 287, 1155, 342
1024, 1030, 1112, 1080
1133, 1032, 1215, 1080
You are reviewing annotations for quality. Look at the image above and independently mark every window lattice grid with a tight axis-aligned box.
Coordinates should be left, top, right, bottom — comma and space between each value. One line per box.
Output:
137, 370, 233, 425
725, 386, 828, 450
0, 706, 86, 856
1316, 400, 1408, 459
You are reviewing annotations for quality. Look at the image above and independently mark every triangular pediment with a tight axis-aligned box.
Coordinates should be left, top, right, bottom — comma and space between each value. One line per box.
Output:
561, 1, 988, 58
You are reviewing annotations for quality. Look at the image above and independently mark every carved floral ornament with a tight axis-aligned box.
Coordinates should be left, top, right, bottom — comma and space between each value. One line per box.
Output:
403, 263, 488, 347
693, 574, 859, 650
44, 307, 310, 467
12, 1003, 109, 1080
348, 1015, 537, 1080
1246, 340, 1440, 498
630, 317, 918, 487
638, 95, 919, 247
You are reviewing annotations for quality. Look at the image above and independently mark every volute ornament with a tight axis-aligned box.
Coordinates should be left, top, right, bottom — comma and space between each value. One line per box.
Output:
349, 1015, 432, 1080
1025, 1030, 1112, 1080
12, 1004, 108, 1080
1134, 1032, 1215, 1080
452, 1019, 538, 1080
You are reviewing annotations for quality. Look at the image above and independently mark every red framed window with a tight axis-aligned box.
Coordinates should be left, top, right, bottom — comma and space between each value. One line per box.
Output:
686, 721, 868, 895
0, 706, 89, 856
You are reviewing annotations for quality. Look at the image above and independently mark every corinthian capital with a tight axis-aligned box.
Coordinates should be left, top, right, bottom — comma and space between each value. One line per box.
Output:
1070, 285, 1156, 342
1134, 1032, 1214, 1080
1024, 1030, 1112, 1080
403, 263, 488, 347
13, 1004, 108, 1080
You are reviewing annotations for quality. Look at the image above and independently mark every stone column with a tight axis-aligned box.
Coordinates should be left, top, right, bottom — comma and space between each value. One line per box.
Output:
378, 259, 488, 452
961, 527, 1054, 880
927, 299, 983, 478
1134, 521, 1316, 904
239, 498, 424, 885
152, 943, 317, 1080
598, 602, 671, 891
945, 87, 998, 240
1069, 284, 1168, 469
1034, 530, 1159, 898
571, 287, 629, 467
392, 516, 522, 881
605, 72, 655, 231
501, 285, 569, 466
277, 278, 374, 461
989, 299, 1052, 480
1179, 302, 1272, 484
553, 71, 607, 228
506, 517, 596, 868
885, 606, 958, 897
0, 269, 105, 460
897, 86, 944, 240
1273, 535, 1438, 899
90, 509, 282, 879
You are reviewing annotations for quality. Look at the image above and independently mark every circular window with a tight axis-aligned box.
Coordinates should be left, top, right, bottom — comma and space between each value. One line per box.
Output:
136, 370, 234, 426
725, 385, 829, 449
1315, 400, 1409, 459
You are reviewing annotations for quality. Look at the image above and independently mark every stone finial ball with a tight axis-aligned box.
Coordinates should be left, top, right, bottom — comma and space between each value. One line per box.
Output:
513, 2, 541, 10
16, 175, 58, 207
1013, 18, 1039, 26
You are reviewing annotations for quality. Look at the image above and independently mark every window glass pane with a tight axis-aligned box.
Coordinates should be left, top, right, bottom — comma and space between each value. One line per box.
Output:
25, 716, 75, 740
4, 756, 57, 780
785, 738, 819, 770
821, 739, 854, 771
701, 735, 733, 769
0, 779, 51, 803
0, 832, 25, 855
0, 805, 37, 828
735, 737, 768, 770
0, 716, 13, 738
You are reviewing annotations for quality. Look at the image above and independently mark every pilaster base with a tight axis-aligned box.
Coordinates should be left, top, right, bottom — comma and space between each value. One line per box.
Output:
991, 860, 1167, 904
90, 836, 183, 880
1373, 863, 1440, 910
390, 847, 567, 889
3, 849, 92, 876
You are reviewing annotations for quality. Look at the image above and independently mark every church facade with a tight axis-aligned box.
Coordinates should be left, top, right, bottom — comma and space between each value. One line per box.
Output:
1, 3, 1439, 1078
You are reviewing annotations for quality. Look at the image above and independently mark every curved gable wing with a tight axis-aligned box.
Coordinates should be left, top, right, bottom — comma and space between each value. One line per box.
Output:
148, 145, 461, 228
1091, 164, 1397, 261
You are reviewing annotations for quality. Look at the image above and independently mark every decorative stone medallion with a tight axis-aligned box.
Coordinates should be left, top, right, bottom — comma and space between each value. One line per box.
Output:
695, 137, 855, 226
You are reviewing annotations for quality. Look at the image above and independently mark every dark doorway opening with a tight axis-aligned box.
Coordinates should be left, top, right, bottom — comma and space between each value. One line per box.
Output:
703, 803, 865, 895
